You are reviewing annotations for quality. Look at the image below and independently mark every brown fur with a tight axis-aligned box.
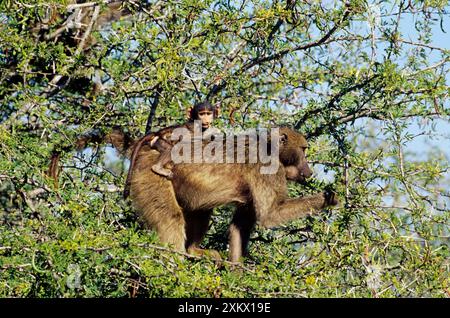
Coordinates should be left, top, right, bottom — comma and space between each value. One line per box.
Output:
47, 152, 61, 188
123, 123, 195, 199
129, 127, 338, 263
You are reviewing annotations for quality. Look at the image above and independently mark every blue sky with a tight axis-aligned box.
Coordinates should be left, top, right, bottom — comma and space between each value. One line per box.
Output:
398, 9, 450, 161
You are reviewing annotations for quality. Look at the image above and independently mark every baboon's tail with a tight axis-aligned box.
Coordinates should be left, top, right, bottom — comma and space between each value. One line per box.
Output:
46, 126, 135, 189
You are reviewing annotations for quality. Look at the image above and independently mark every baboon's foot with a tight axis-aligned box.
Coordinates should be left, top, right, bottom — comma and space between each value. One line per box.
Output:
187, 246, 222, 261
151, 164, 174, 179
324, 190, 339, 207
166, 171, 174, 180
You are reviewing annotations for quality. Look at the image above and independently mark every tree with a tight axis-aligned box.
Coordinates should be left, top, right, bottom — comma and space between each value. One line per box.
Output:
0, 0, 449, 297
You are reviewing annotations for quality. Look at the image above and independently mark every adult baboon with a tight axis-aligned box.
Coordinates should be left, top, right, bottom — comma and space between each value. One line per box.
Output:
129, 126, 338, 263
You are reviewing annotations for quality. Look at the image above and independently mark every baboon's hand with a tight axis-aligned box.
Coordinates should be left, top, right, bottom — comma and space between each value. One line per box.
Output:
324, 190, 339, 207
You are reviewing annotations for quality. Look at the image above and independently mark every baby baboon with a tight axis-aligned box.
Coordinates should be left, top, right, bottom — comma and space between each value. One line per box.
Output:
149, 101, 219, 179
124, 101, 220, 197
129, 127, 338, 263
123, 121, 200, 198
123, 124, 185, 199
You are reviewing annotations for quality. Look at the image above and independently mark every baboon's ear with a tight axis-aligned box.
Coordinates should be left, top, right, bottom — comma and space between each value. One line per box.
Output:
280, 133, 288, 145
186, 107, 193, 119
214, 102, 221, 117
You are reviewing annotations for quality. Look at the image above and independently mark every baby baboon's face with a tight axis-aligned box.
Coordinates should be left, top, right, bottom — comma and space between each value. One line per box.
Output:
197, 110, 214, 129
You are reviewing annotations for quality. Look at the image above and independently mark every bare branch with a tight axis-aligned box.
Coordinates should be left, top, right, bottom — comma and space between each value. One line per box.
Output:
76, 5, 101, 55
67, 1, 116, 10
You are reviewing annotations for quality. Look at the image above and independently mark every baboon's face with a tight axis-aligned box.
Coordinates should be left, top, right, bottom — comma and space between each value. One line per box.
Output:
279, 128, 313, 183
197, 110, 214, 129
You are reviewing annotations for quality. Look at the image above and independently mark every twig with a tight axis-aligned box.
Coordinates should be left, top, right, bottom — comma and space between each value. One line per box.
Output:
44, 10, 90, 41
145, 84, 162, 134
406, 57, 450, 77
67, 1, 114, 11
396, 38, 450, 52
75, 5, 100, 55
343, 155, 349, 204
86, 246, 112, 252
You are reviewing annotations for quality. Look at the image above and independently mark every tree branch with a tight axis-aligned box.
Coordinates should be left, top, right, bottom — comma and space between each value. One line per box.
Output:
295, 75, 378, 130
145, 84, 163, 134
206, 3, 353, 100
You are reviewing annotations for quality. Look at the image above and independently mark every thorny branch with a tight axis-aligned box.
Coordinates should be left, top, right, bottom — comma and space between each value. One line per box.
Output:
207, 2, 353, 100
